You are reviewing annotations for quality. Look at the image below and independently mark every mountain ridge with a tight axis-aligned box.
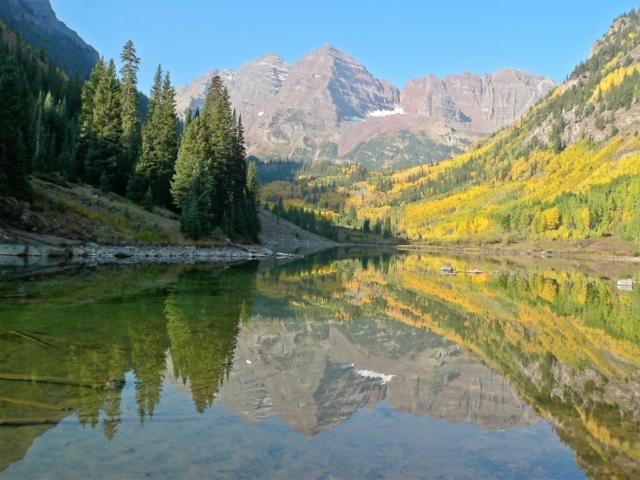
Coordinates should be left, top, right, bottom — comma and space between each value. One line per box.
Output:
0, 0, 98, 78
174, 45, 555, 169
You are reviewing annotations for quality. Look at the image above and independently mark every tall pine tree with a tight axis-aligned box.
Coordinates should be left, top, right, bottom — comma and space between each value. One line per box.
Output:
171, 113, 205, 207
180, 163, 213, 240
129, 65, 178, 208
119, 40, 141, 191
77, 57, 105, 181
171, 75, 260, 240
85, 59, 123, 193
245, 159, 261, 240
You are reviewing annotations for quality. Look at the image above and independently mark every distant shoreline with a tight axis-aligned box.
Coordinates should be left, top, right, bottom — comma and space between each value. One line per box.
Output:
397, 244, 640, 263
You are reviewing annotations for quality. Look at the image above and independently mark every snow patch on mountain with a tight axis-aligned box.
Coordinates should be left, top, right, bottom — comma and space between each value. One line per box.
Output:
355, 369, 395, 384
367, 106, 406, 117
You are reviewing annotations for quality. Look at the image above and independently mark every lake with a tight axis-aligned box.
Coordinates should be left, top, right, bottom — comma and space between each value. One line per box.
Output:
1, 248, 639, 479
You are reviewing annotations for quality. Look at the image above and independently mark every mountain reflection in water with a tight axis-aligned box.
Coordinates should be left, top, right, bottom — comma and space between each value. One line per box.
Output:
0, 249, 639, 479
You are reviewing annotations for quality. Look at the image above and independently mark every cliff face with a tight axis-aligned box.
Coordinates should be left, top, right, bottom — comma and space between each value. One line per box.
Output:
175, 46, 555, 168
0, 0, 98, 78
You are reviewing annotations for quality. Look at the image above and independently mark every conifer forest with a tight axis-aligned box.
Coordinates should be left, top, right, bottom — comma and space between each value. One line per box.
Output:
0, 31, 260, 242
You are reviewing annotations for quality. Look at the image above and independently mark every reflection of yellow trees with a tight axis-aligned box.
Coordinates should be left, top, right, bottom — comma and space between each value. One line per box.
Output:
270, 254, 640, 376
253, 248, 640, 477
258, 252, 640, 477
351, 255, 640, 477
577, 407, 640, 466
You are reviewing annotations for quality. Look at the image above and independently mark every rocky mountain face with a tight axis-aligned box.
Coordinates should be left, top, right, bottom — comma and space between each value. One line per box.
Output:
401, 69, 556, 133
174, 52, 291, 129
0, 0, 98, 78
175, 46, 555, 169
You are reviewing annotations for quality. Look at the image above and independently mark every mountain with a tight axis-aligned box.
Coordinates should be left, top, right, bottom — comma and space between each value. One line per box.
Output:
0, 0, 98, 78
346, 9, 640, 245
174, 46, 555, 169
174, 52, 291, 127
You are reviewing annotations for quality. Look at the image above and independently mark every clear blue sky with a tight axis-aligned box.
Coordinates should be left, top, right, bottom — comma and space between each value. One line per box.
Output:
50, 0, 640, 94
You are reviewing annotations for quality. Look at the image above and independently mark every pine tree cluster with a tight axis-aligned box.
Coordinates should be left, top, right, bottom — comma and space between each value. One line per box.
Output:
0, 25, 82, 199
172, 76, 260, 241
0, 31, 261, 243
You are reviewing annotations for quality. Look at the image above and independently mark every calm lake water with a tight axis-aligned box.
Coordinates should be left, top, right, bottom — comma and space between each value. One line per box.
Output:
1, 248, 639, 479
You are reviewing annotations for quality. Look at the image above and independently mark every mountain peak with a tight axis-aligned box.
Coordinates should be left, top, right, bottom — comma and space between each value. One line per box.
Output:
255, 52, 288, 64
174, 45, 554, 168
312, 43, 349, 58
321, 43, 339, 51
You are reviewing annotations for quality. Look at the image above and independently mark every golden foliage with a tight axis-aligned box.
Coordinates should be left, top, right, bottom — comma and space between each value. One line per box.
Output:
590, 63, 640, 101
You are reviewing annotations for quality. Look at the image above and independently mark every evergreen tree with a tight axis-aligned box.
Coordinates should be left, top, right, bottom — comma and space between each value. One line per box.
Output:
119, 40, 141, 190
172, 74, 261, 241
0, 29, 81, 187
246, 160, 261, 208
0, 53, 32, 199
231, 113, 248, 203
129, 65, 178, 208
77, 57, 105, 179
383, 217, 392, 238
373, 218, 383, 235
208, 86, 235, 228
180, 164, 213, 240
203, 75, 224, 111
246, 159, 261, 238
171, 114, 205, 207
85, 59, 123, 192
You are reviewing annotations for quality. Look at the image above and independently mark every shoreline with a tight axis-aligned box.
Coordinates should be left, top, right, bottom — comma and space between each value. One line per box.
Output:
4, 239, 640, 264
396, 244, 640, 263
0, 241, 341, 263
0, 209, 342, 262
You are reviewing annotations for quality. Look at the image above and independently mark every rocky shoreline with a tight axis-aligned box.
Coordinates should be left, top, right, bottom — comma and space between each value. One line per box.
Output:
0, 208, 341, 265
0, 241, 299, 261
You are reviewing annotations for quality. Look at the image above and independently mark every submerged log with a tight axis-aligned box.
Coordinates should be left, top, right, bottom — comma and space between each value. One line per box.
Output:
8, 331, 63, 351
0, 373, 106, 388
0, 396, 70, 411
0, 417, 60, 426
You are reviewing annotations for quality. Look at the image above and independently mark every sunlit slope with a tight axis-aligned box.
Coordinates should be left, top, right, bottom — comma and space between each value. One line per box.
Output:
347, 11, 640, 245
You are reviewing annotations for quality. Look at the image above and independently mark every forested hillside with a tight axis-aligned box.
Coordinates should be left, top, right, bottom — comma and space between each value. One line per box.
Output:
338, 10, 640, 247
0, 24, 81, 200
0, 29, 261, 243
